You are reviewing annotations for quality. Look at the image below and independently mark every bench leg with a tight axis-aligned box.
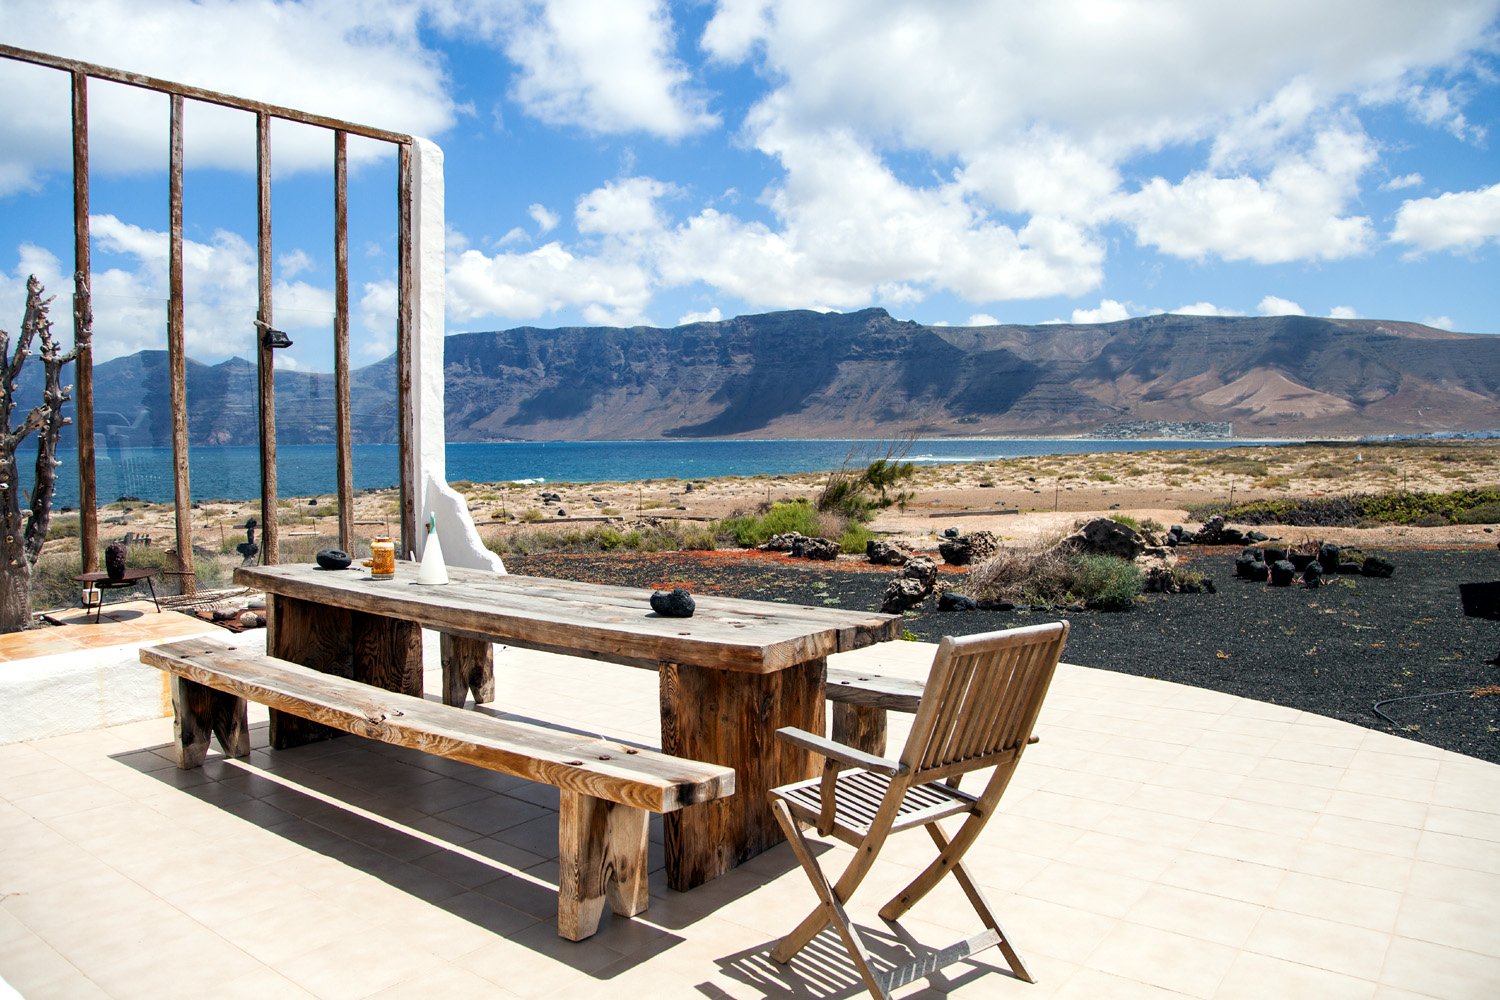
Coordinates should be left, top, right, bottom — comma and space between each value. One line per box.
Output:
440, 633, 494, 707
171, 676, 249, 769
832, 703, 887, 758
556, 791, 649, 941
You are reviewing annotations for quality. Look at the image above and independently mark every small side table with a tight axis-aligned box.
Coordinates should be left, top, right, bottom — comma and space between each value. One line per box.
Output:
74, 568, 162, 622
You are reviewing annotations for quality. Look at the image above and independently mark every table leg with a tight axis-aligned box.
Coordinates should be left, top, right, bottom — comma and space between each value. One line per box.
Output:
660, 657, 826, 891
351, 610, 423, 697
267, 594, 353, 749
440, 633, 494, 707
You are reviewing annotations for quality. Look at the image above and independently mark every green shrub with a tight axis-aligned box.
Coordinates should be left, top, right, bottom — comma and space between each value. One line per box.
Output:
1110, 514, 1141, 531
1187, 488, 1500, 527
1456, 502, 1500, 525
46, 516, 80, 540
1070, 554, 1143, 610
720, 500, 822, 547
1197, 454, 1269, 477
839, 522, 875, 554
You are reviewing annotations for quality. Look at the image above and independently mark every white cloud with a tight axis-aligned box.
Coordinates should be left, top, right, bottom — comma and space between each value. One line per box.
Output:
1258, 295, 1306, 316
966, 314, 999, 327
1423, 315, 1455, 330
1329, 305, 1359, 319
278, 249, 315, 279
677, 307, 722, 325
1382, 172, 1424, 191
3, 216, 334, 364
1391, 182, 1500, 253
446, 242, 653, 327
1072, 299, 1131, 324
528, 204, 560, 234
1402, 84, 1486, 143
357, 280, 397, 358
0, 0, 458, 195
494, 0, 717, 138
1173, 302, 1244, 317
1119, 128, 1377, 263
576, 178, 672, 235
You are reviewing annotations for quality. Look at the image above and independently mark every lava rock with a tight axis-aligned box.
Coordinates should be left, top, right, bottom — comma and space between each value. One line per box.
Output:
1318, 543, 1341, 574
1302, 563, 1324, 589
943, 527, 961, 539
316, 548, 352, 570
1269, 560, 1297, 586
881, 576, 929, 613
1220, 527, 1247, 546
791, 536, 840, 561
866, 539, 912, 566
938, 531, 999, 566
1244, 559, 1269, 582
761, 532, 805, 552
1338, 560, 1363, 575
650, 587, 696, 617
1058, 517, 1145, 561
937, 592, 978, 612
1362, 555, 1395, 578
1241, 546, 1265, 561
104, 542, 127, 581
1263, 545, 1288, 564
900, 556, 939, 592
1290, 552, 1317, 571
1246, 530, 1269, 542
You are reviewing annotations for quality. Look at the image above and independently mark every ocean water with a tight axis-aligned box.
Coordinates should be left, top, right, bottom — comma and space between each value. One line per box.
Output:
30, 438, 1273, 508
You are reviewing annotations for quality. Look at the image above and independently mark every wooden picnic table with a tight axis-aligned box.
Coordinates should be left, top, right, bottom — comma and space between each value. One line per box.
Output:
234, 561, 902, 890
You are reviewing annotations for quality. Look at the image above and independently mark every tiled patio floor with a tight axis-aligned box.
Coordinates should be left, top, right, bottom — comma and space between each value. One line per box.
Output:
0, 603, 214, 661
2, 633, 1498, 998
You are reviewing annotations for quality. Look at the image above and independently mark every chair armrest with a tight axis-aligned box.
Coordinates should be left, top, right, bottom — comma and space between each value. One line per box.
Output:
775, 727, 905, 776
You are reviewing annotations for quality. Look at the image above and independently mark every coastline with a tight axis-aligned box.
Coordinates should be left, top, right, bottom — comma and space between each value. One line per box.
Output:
58, 439, 1500, 558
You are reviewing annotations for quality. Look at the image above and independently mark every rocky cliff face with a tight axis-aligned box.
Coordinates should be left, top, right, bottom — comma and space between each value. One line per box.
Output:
54, 309, 1500, 445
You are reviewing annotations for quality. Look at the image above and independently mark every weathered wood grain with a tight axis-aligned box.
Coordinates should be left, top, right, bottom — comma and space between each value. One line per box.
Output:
352, 610, 422, 697
170, 675, 249, 768
661, 656, 825, 890
557, 790, 650, 941
440, 633, 494, 707
236, 563, 900, 675
167, 93, 194, 595
396, 142, 416, 557
255, 110, 278, 565
267, 594, 352, 749
832, 703, 888, 758
825, 666, 926, 712
70, 70, 97, 578
332, 129, 353, 554
141, 638, 735, 813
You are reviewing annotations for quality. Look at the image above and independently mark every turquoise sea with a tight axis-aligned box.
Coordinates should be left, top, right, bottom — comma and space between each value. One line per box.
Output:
33, 438, 1275, 508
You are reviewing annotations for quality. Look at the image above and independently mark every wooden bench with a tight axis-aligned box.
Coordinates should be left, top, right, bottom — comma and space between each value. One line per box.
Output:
827, 664, 1039, 757
139, 637, 735, 941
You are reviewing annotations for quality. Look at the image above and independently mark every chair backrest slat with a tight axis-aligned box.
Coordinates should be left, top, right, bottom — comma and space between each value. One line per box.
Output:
898, 622, 1068, 784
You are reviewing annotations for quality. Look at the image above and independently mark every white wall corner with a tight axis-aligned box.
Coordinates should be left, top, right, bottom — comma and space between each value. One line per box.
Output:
409, 136, 505, 575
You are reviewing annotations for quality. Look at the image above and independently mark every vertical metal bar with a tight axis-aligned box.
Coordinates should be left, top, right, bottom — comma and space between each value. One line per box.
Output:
167, 94, 194, 594
70, 71, 97, 574
256, 111, 278, 564
396, 142, 415, 556
333, 130, 353, 553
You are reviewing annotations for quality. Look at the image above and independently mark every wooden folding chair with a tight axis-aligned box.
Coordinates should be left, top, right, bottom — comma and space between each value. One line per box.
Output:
767, 621, 1069, 999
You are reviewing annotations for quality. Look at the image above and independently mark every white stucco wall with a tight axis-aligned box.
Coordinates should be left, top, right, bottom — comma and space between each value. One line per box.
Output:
410, 138, 505, 574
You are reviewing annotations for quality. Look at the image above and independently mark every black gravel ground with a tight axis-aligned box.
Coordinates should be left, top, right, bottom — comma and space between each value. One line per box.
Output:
510, 546, 1500, 764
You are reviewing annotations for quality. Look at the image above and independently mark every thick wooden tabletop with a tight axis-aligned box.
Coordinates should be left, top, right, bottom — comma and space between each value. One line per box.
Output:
235, 562, 901, 674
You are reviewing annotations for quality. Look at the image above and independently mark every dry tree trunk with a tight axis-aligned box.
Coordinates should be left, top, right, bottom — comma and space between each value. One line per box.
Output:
0, 277, 77, 632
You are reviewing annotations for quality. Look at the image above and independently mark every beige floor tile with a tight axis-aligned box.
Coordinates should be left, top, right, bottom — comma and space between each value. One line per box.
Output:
1393, 895, 1500, 958
1216, 951, 1376, 1000
1124, 883, 1264, 948
1380, 935, 1500, 999
1414, 828, 1500, 874
1052, 967, 1192, 998
1157, 849, 1287, 906
1245, 910, 1392, 979
1290, 841, 1413, 894
1087, 921, 1238, 997
1271, 871, 1404, 932
1405, 859, 1500, 906
1310, 812, 1423, 858
1019, 860, 1152, 920
1325, 789, 1431, 829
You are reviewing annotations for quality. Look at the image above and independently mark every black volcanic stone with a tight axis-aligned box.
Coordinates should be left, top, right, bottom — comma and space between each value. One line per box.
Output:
1269, 560, 1296, 586
1303, 562, 1324, 588
938, 592, 978, 612
1318, 543, 1341, 574
1362, 555, 1395, 578
1290, 552, 1316, 571
650, 587, 696, 617
316, 548, 352, 570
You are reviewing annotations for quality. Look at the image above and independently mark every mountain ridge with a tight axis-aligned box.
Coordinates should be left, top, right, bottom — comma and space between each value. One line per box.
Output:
46, 309, 1500, 446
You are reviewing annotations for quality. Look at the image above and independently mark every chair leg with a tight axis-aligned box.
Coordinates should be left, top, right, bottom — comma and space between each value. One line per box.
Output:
769, 799, 890, 999
879, 811, 991, 922
883, 821, 1033, 984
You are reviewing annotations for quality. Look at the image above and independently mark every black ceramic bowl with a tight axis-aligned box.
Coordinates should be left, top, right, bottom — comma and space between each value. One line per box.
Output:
316, 548, 352, 570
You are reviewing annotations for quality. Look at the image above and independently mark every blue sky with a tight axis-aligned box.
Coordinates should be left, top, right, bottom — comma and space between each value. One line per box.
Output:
2, 0, 1498, 375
